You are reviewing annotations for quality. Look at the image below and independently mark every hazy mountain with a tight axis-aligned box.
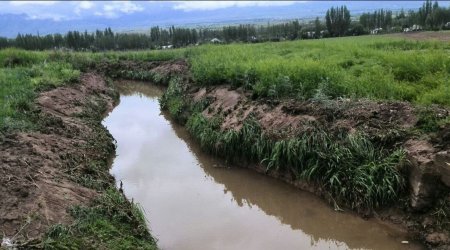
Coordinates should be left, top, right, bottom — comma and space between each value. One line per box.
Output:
0, 1, 433, 38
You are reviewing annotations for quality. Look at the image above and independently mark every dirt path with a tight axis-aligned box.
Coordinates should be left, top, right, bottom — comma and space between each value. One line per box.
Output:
0, 73, 117, 245
389, 31, 450, 42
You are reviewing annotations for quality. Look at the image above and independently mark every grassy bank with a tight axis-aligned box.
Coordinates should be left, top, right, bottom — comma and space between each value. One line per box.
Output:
158, 35, 449, 246
161, 78, 407, 211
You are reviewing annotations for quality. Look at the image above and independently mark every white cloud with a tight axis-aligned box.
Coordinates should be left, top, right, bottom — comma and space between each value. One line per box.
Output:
79, 1, 94, 10
75, 1, 94, 15
172, 1, 298, 12
10, 1, 57, 6
95, 1, 144, 18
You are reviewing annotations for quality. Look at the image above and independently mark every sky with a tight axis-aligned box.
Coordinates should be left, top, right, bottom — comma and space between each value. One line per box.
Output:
1, 1, 300, 21
0, 1, 448, 37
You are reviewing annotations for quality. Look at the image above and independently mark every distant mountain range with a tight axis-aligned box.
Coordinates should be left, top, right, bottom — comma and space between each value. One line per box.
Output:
0, 1, 432, 38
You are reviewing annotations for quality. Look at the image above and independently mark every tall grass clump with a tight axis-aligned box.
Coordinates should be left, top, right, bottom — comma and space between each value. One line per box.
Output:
186, 112, 406, 210
160, 76, 189, 123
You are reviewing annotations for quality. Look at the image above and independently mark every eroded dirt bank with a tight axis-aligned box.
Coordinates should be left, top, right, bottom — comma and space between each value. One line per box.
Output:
165, 73, 450, 248
0, 73, 120, 247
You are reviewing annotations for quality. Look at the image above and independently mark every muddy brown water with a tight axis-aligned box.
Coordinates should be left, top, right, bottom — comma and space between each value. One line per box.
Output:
103, 81, 424, 250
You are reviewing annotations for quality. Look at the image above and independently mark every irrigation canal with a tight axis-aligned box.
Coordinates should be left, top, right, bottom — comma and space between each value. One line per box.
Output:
102, 81, 423, 250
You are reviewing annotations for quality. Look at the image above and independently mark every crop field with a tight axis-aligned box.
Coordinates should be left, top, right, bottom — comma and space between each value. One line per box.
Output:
188, 36, 450, 105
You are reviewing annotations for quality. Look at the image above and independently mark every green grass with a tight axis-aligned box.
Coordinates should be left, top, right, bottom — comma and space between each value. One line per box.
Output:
0, 48, 48, 67
186, 36, 450, 105
44, 189, 157, 250
160, 77, 189, 122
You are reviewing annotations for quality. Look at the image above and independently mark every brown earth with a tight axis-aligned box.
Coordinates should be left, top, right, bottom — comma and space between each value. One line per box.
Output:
94, 58, 189, 82
0, 73, 117, 245
389, 31, 450, 42
194, 85, 419, 141
187, 84, 450, 248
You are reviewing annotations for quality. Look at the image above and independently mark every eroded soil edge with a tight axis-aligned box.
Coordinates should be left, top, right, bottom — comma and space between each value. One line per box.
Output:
1, 73, 119, 247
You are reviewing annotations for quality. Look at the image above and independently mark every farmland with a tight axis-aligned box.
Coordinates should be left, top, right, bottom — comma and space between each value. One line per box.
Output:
188, 36, 450, 105
1, 33, 449, 248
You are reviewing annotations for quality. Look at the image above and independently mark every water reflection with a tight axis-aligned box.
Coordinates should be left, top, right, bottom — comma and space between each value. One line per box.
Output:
103, 81, 423, 250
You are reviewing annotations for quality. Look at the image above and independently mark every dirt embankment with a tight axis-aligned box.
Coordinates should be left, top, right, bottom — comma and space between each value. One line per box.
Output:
187, 84, 450, 248
0, 73, 117, 246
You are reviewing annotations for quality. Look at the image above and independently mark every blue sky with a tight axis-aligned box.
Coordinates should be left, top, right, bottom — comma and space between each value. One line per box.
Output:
0, 1, 448, 37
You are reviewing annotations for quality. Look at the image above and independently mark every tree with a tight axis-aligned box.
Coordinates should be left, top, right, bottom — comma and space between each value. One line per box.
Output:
314, 17, 322, 38
325, 5, 351, 37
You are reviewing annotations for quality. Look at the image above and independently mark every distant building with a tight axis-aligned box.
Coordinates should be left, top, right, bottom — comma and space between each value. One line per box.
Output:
403, 24, 423, 32
162, 45, 173, 49
210, 38, 222, 44
306, 31, 316, 39
371, 28, 383, 35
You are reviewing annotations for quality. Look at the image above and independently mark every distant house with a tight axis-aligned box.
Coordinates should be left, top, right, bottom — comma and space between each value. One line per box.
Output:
371, 28, 383, 35
210, 38, 222, 44
411, 24, 422, 31
306, 31, 316, 39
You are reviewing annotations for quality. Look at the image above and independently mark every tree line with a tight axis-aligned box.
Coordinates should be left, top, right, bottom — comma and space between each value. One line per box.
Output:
0, 0, 449, 51
359, 0, 450, 31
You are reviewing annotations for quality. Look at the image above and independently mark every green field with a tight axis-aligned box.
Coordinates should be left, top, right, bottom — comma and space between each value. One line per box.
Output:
188, 36, 450, 105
